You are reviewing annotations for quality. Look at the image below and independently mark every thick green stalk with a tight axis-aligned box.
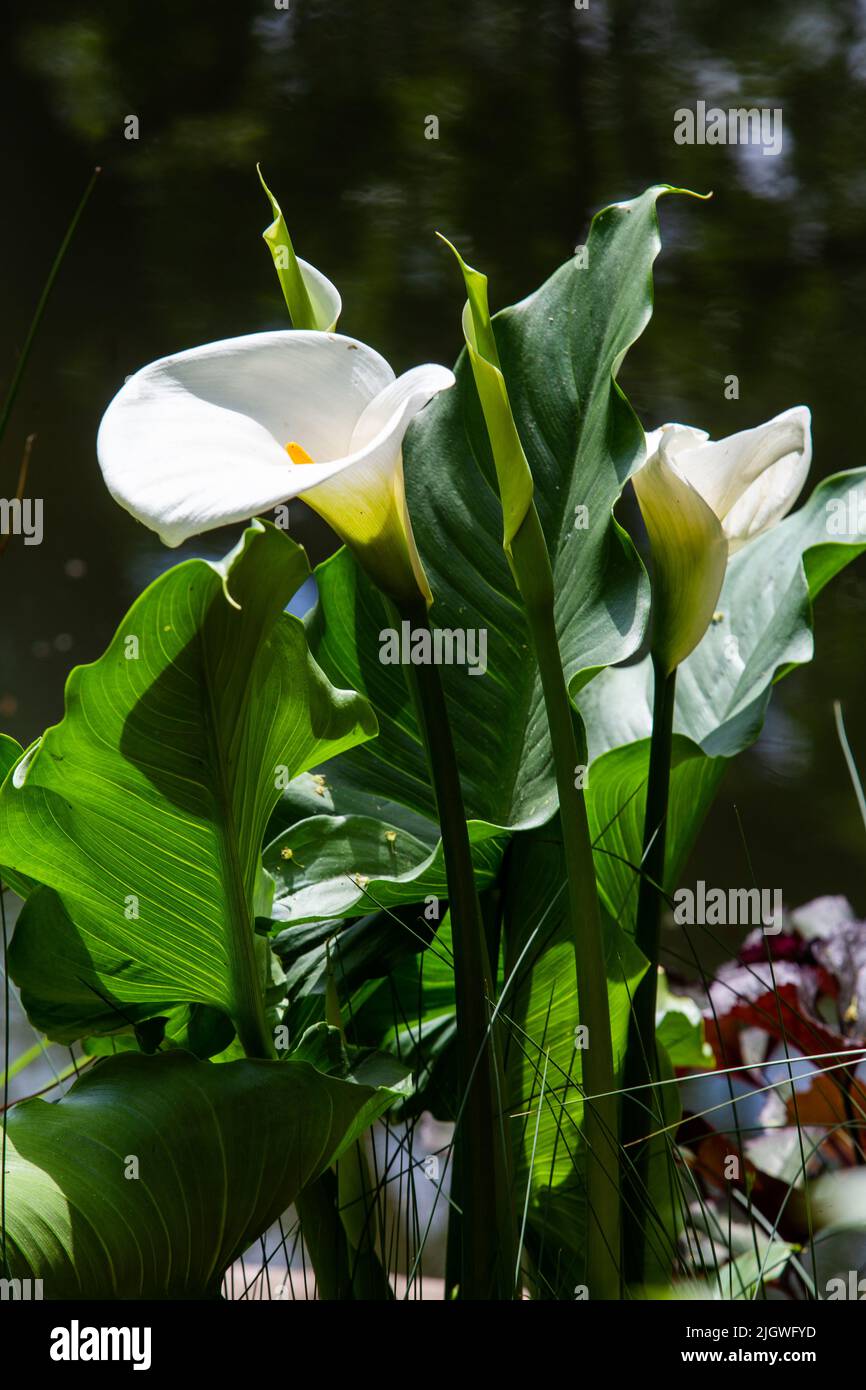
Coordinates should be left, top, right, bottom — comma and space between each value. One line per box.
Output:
228, 894, 273, 1059
509, 503, 621, 1300
337, 1142, 394, 1300
325, 951, 393, 1298
621, 653, 677, 1285
296, 1171, 353, 1300
399, 595, 515, 1300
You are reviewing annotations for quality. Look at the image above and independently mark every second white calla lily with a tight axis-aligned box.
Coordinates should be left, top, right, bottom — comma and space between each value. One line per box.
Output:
633, 405, 812, 672
97, 331, 455, 607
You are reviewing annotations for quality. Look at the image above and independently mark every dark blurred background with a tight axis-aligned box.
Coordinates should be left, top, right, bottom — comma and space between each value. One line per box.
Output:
1, 0, 866, 954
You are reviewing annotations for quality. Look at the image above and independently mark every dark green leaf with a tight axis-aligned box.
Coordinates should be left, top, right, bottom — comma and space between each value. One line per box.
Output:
2, 1049, 399, 1298
307, 191, 698, 831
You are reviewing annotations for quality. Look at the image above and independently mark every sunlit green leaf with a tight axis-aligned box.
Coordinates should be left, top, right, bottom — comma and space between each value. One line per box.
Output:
1, 522, 376, 1051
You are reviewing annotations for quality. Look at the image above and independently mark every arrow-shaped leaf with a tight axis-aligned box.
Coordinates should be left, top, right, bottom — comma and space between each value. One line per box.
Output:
2, 1049, 397, 1298
307, 190, 696, 831
1, 522, 376, 1052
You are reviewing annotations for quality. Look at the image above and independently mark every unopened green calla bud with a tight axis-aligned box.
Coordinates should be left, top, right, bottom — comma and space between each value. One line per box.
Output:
257, 164, 341, 332
438, 235, 533, 551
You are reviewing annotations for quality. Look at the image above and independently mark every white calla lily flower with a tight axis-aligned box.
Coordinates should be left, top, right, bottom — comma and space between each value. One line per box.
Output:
633, 405, 812, 672
97, 331, 455, 607
642, 405, 812, 552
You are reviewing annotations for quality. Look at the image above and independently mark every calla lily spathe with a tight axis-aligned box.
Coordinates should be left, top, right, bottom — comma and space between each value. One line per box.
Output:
97, 331, 454, 607
633, 405, 811, 672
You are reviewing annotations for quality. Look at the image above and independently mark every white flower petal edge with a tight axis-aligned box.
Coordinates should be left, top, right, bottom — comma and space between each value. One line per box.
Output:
643, 406, 811, 553
97, 331, 455, 604
304, 363, 455, 606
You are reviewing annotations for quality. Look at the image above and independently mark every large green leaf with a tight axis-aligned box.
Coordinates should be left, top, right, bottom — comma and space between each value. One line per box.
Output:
307, 189, 701, 830
1, 522, 376, 1050
2, 1049, 398, 1298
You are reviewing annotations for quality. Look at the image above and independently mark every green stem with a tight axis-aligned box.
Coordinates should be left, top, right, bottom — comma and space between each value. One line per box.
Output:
398, 595, 515, 1300
325, 950, 392, 1298
296, 1171, 353, 1300
235, 987, 273, 1060
337, 1141, 394, 1300
226, 873, 272, 1060
621, 653, 677, 1286
509, 503, 621, 1300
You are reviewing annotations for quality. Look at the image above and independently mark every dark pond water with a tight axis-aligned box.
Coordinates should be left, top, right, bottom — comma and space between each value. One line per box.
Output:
2, 0, 866, 991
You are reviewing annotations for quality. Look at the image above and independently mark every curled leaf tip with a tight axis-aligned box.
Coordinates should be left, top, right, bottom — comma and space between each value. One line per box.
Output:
647, 183, 712, 202
436, 231, 479, 276
256, 166, 340, 332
